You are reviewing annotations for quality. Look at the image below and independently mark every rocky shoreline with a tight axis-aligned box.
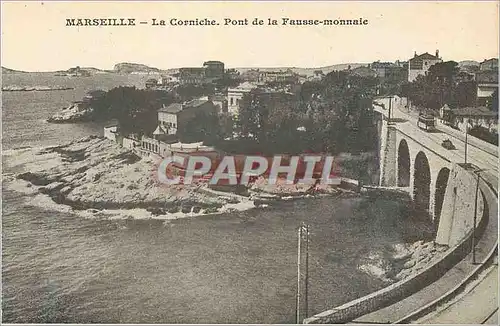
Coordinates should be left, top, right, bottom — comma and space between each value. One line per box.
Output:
47, 102, 95, 123
11, 136, 346, 219
358, 240, 449, 283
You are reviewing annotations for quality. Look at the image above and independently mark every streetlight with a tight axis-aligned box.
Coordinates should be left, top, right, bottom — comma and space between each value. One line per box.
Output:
472, 168, 487, 264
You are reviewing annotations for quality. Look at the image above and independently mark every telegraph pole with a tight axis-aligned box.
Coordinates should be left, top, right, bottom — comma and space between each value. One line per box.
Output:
388, 96, 392, 121
296, 225, 302, 324
472, 169, 485, 264
464, 125, 468, 165
304, 224, 310, 319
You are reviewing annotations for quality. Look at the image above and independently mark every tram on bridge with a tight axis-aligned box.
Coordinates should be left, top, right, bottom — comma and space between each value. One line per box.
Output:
417, 114, 436, 132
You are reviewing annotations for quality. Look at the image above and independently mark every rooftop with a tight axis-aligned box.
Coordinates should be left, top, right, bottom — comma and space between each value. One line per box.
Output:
410, 52, 440, 61
159, 103, 183, 114
158, 98, 211, 114
481, 58, 498, 64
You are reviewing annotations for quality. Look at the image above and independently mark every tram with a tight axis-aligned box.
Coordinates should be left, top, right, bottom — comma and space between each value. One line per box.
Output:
417, 114, 436, 132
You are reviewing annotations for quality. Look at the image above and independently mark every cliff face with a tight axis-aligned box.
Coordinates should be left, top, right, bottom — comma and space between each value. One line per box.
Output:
113, 62, 160, 74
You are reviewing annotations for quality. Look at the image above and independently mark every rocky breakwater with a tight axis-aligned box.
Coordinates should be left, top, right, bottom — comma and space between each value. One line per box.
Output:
47, 101, 94, 123
15, 136, 253, 217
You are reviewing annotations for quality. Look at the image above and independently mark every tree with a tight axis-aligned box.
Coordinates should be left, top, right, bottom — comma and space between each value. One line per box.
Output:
490, 89, 498, 112
88, 86, 177, 134
454, 81, 477, 108
178, 111, 222, 144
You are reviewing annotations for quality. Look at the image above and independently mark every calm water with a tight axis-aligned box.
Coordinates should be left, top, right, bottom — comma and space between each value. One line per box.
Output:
2, 73, 432, 323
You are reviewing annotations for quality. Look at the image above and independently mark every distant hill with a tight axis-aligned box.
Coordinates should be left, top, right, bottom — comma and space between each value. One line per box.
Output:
113, 62, 160, 74
234, 63, 366, 76
2, 66, 27, 74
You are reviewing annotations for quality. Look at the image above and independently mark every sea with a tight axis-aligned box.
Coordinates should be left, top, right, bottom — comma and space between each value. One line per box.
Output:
1, 73, 434, 323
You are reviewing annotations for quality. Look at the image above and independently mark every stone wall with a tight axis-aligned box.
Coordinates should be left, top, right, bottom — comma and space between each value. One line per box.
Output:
435, 164, 484, 247
377, 114, 398, 187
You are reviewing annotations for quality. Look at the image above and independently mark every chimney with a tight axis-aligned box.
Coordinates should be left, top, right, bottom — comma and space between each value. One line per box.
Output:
436, 49, 439, 58
414, 51, 417, 58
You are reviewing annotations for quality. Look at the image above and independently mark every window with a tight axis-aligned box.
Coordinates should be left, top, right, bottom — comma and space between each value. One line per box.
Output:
230, 97, 234, 105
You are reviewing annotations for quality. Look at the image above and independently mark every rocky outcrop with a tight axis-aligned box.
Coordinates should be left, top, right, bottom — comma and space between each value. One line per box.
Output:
15, 136, 251, 216
113, 62, 160, 74
47, 102, 94, 123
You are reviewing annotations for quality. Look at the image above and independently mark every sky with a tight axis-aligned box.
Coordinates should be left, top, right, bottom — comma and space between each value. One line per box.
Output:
1, 1, 499, 71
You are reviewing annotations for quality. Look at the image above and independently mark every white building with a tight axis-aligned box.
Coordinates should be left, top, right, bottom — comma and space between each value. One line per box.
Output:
103, 125, 118, 142
408, 50, 442, 82
227, 82, 259, 115
157, 103, 182, 135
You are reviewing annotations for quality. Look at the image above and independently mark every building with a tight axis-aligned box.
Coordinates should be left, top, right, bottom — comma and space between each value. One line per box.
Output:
227, 82, 259, 115
104, 125, 118, 142
158, 74, 179, 85
203, 61, 225, 79
240, 69, 261, 83
479, 58, 498, 71
209, 94, 228, 113
156, 97, 217, 135
475, 70, 498, 105
371, 61, 408, 82
440, 105, 498, 133
408, 50, 443, 82
178, 67, 206, 84
145, 78, 158, 88
258, 69, 298, 84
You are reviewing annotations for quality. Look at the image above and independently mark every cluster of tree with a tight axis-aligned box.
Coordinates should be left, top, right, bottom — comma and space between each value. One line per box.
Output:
88, 86, 177, 135
488, 89, 498, 112
177, 110, 229, 145
231, 70, 379, 154
174, 84, 215, 101
402, 61, 478, 111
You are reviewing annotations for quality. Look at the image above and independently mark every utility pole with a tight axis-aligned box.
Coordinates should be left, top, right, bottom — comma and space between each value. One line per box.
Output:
472, 169, 485, 264
464, 125, 468, 165
388, 96, 392, 122
304, 224, 310, 319
296, 223, 311, 323
296, 225, 302, 324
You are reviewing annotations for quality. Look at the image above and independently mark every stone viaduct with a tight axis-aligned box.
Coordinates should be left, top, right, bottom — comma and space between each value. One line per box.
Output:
374, 98, 485, 248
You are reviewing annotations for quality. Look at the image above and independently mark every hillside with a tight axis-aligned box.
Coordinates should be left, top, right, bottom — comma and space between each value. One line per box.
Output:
2, 66, 27, 74
113, 62, 160, 74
